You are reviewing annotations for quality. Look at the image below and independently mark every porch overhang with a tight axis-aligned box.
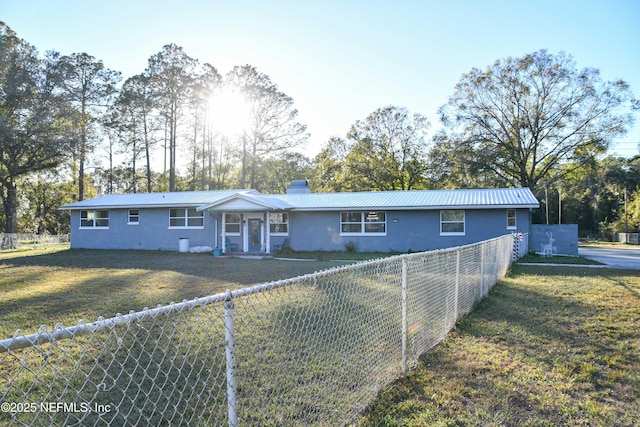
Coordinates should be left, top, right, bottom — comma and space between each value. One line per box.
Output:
196, 192, 292, 212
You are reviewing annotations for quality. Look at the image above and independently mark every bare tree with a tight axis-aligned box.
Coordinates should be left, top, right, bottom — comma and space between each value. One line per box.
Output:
225, 65, 308, 188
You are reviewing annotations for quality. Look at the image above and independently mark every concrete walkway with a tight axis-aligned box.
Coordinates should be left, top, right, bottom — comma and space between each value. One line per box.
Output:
578, 245, 640, 270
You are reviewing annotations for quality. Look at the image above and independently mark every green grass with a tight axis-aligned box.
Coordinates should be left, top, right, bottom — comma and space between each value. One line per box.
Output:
0, 247, 404, 425
3, 248, 639, 425
275, 247, 399, 261
0, 247, 343, 338
355, 264, 640, 426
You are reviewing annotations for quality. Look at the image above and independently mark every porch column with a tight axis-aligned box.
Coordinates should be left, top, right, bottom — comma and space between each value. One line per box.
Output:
265, 212, 270, 253
221, 212, 226, 252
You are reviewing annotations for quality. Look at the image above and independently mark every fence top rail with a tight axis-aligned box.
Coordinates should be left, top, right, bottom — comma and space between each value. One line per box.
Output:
0, 234, 515, 352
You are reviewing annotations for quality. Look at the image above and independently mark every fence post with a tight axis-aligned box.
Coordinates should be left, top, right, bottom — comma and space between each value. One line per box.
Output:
401, 258, 408, 374
454, 250, 460, 321
479, 245, 485, 299
223, 293, 238, 427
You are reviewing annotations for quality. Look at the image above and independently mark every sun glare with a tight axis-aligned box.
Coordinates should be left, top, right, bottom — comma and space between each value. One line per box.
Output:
209, 90, 252, 137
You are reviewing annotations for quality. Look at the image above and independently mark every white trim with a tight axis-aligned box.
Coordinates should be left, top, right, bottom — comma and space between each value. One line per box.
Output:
268, 212, 289, 236
223, 213, 241, 236
221, 212, 226, 252
243, 213, 265, 252
265, 212, 270, 253
339, 211, 387, 236
168, 208, 204, 229
127, 209, 139, 225
440, 210, 465, 236
506, 208, 517, 229
79, 210, 109, 229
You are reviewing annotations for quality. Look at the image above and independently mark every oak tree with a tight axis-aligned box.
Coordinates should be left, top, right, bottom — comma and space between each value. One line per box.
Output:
438, 50, 636, 191
0, 23, 73, 245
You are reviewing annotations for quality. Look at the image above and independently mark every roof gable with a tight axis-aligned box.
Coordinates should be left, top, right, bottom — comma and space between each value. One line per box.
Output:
197, 193, 291, 212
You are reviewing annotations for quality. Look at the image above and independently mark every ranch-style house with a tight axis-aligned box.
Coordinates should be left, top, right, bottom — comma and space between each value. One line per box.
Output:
59, 181, 539, 253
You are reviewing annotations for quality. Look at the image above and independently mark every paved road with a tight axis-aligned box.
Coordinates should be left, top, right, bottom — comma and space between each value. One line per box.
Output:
578, 245, 640, 270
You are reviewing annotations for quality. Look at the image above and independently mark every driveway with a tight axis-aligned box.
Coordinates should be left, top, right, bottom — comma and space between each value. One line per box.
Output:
578, 245, 640, 269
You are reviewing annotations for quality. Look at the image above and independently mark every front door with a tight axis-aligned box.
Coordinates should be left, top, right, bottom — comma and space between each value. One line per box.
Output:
248, 218, 262, 252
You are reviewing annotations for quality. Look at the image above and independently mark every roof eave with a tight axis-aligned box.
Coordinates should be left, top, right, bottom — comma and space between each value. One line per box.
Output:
59, 203, 208, 211
289, 204, 539, 211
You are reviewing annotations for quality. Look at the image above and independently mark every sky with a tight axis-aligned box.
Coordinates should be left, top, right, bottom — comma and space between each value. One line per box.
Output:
2, 0, 640, 159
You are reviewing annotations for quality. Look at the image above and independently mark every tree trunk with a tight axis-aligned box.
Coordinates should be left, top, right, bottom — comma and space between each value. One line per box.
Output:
240, 131, 247, 189
144, 118, 152, 193
1, 179, 18, 249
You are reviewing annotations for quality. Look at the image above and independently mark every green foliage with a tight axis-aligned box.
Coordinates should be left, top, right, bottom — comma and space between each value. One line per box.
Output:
0, 23, 74, 235
314, 106, 431, 192
56, 51, 121, 200
437, 50, 636, 192
17, 172, 73, 234
344, 241, 356, 253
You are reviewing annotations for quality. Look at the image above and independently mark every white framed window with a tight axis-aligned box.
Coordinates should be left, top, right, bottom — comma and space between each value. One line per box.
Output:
269, 213, 289, 235
340, 211, 386, 235
440, 210, 465, 235
169, 208, 204, 229
128, 209, 139, 225
507, 209, 517, 229
225, 213, 241, 235
80, 210, 109, 229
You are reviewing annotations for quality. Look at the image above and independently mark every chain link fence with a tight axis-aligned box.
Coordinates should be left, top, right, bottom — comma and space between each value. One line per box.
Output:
1, 234, 518, 426
0, 234, 70, 250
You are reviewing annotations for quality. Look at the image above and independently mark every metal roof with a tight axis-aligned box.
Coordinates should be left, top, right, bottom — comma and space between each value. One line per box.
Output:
59, 190, 258, 210
60, 187, 538, 211
269, 187, 539, 210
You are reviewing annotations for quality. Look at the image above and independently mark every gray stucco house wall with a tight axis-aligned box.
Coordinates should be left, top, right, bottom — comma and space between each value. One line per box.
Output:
288, 209, 532, 252
61, 183, 539, 253
69, 208, 219, 251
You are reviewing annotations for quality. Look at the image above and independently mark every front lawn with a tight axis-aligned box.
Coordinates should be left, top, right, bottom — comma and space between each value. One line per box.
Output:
0, 248, 342, 338
275, 247, 399, 261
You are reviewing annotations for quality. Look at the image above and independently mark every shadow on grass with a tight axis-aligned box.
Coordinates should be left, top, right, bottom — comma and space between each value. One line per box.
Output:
0, 249, 341, 336
0, 249, 341, 283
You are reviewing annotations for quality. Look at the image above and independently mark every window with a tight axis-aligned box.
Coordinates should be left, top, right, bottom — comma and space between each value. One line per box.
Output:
340, 211, 386, 235
440, 210, 465, 235
507, 209, 517, 229
80, 210, 109, 228
269, 213, 289, 234
128, 209, 139, 225
225, 213, 241, 235
169, 208, 204, 228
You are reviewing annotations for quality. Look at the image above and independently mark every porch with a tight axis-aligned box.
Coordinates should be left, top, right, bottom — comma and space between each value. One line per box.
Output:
196, 192, 290, 255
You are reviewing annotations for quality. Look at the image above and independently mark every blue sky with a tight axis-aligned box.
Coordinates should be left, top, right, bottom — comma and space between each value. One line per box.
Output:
3, 0, 639, 157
